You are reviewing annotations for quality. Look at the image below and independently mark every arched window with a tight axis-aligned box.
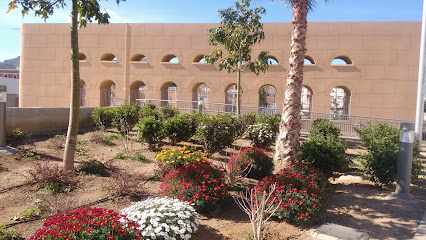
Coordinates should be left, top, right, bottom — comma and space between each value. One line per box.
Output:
161, 82, 178, 107
162, 54, 179, 63
259, 85, 277, 114
301, 86, 313, 118
80, 80, 86, 107
79, 53, 87, 61
304, 55, 315, 65
130, 81, 147, 103
225, 84, 239, 114
331, 56, 352, 65
193, 55, 207, 63
100, 53, 117, 61
131, 54, 147, 62
191, 83, 210, 111
100, 80, 116, 107
266, 56, 279, 65
330, 86, 351, 119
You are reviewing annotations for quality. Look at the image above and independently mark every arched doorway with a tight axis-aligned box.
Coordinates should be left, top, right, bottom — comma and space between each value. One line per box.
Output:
259, 85, 277, 114
130, 81, 147, 104
100, 80, 116, 107
80, 80, 86, 107
192, 83, 210, 111
301, 86, 313, 117
225, 84, 238, 114
161, 82, 178, 107
330, 86, 351, 119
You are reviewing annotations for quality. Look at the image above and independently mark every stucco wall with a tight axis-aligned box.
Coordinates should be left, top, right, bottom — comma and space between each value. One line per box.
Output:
19, 22, 421, 120
6, 107, 94, 135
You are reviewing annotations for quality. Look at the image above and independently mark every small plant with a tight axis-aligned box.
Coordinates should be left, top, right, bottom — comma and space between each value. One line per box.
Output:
131, 152, 149, 162
92, 132, 121, 146
12, 202, 49, 221
122, 197, 200, 240
160, 161, 228, 214
310, 119, 340, 138
111, 103, 141, 134
159, 105, 180, 120
77, 159, 110, 177
234, 184, 282, 240
108, 172, 145, 198
92, 107, 114, 130
28, 162, 75, 193
7, 128, 24, 144
228, 147, 274, 180
0, 226, 23, 240
21, 149, 41, 160
76, 140, 89, 156
254, 163, 330, 225
247, 123, 276, 149
136, 116, 165, 150
114, 152, 127, 160
163, 114, 197, 145
29, 207, 143, 240
196, 114, 236, 155
155, 146, 206, 171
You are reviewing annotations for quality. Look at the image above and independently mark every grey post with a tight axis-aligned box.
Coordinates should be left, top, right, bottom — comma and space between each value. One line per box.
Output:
0, 85, 6, 148
393, 122, 415, 199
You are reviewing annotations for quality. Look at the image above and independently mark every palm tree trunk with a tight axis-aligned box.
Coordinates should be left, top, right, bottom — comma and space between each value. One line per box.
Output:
274, 0, 307, 165
63, 0, 80, 170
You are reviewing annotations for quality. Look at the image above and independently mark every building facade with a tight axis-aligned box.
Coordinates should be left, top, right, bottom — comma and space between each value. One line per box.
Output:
20, 21, 421, 120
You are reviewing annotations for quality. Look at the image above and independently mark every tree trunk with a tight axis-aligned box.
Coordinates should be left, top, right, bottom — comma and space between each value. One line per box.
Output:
274, 0, 307, 165
237, 61, 241, 115
63, 0, 80, 170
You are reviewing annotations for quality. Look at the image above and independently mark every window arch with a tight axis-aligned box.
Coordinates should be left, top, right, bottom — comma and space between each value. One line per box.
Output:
331, 56, 352, 65
192, 83, 210, 111
99, 80, 116, 107
225, 84, 239, 114
100, 53, 117, 61
162, 54, 179, 63
79, 53, 87, 61
301, 86, 313, 117
161, 82, 178, 107
80, 80, 86, 107
130, 81, 147, 103
304, 55, 315, 65
193, 55, 207, 63
130, 54, 147, 62
266, 56, 279, 65
259, 85, 277, 114
330, 86, 351, 119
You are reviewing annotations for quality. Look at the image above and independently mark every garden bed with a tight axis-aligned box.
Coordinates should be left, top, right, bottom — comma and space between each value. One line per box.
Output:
0, 131, 425, 239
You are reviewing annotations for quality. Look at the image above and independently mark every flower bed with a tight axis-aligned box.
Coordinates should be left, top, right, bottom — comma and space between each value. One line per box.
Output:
155, 146, 206, 170
122, 197, 200, 240
228, 147, 274, 180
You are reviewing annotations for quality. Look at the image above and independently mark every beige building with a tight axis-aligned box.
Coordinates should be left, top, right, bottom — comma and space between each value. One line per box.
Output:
19, 21, 421, 120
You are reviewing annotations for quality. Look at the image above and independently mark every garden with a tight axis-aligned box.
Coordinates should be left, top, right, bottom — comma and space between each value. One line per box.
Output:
0, 103, 425, 240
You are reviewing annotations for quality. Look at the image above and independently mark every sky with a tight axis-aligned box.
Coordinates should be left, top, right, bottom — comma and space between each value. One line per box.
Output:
0, 0, 424, 62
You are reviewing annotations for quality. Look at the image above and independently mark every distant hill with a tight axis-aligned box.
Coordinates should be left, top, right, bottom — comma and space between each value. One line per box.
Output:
1, 57, 20, 69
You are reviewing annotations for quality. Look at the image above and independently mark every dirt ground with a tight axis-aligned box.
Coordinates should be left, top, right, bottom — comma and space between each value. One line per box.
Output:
0, 130, 425, 240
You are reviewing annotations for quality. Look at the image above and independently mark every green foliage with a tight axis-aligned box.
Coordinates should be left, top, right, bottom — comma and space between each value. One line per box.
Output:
92, 132, 121, 146
247, 123, 276, 149
358, 123, 400, 186
77, 159, 110, 177
131, 152, 149, 162
155, 146, 207, 170
255, 113, 281, 134
310, 119, 341, 138
114, 152, 127, 160
136, 116, 165, 150
159, 106, 180, 120
228, 147, 274, 180
163, 114, 197, 145
111, 103, 141, 134
76, 140, 89, 156
196, 114, 237, 154
8, 128, 24, 143
92, 107, 114, 130
13, 202, 49, 221
238, 112, 257, 129
140, 102, 160, 120
0, 226, 23, 240
412, 157, 423, 179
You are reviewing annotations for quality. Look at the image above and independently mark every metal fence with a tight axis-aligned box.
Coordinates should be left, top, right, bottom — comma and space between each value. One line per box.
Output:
136, 99, 414, 140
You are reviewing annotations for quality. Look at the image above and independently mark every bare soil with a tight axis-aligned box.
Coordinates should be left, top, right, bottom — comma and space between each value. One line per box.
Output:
0, 131, 425, 240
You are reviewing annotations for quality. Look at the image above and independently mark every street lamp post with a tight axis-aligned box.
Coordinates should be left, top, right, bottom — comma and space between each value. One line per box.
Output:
415, 0, 426, 140
0, 85, 6, 148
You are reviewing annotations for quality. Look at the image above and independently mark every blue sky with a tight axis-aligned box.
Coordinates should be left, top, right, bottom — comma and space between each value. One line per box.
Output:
0, 0, 424, 62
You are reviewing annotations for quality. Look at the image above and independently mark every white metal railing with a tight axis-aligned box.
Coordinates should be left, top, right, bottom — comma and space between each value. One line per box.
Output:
136, 99, 414, 141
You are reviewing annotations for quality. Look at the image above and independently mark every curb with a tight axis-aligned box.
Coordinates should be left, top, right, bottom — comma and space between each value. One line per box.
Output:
413, 206, 426, 240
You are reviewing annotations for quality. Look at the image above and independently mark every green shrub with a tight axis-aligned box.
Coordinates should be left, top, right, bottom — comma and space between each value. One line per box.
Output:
8, 128, 25, 143
255, 114, 281, 134
92, 107, 114, 130
111, 103, 141, 134
238, 112, 257, 128
92, 132, 121, 146
159, 105, 180, 120
310, 119, 340, 138
77, 160, 110, 177
228, 147, 274, 180
0, 226, 23, 240
164, 114, 197, 144
131, 152, 149, 162
114, 152, 127, 160
13, 202, 49, 221
140, 102, 160, 120
196, 114, 236, 154
247, 123, 276, 149
136, 116, 165, 150
298, 135, 347, 173
412, 157, 423, 179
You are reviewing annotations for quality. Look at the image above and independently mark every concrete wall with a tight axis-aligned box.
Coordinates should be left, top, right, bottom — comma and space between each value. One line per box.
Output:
20, 22, 421, 120
6, 107, 94, 135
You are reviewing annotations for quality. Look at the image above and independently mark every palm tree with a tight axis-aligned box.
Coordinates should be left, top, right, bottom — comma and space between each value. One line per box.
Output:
274, 0, 329, 165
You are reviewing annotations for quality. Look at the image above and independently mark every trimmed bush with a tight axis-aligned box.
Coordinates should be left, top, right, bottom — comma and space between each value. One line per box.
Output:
111, 103, 141, 134
92, 107, 114, 130
228, 147, 274, 180
164, 114, 197, 145
159, 106, 180, 120
137, 116, 165, 150
29, 207, 142, 240
247, 123, 276, 149
196, 114, 236, 154
160, 161, 228, 214
255, 113, 281, 134
122, 197, 200, 240
140, 102, 160, 120
309, 119, 340, 138
255, 163, 330, 225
